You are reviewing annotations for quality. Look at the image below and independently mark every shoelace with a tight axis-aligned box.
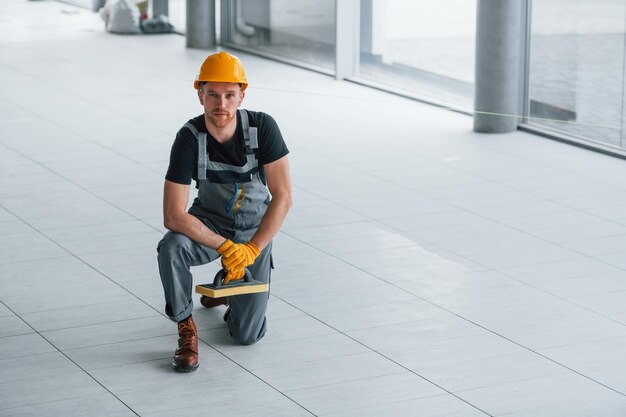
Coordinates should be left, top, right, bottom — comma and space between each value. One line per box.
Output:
177, 323, 197, 352
178, 337, 196, 352
178, 321, 193, 333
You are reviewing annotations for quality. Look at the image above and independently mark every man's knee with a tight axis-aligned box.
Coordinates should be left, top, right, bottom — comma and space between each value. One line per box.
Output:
157, 232, 193, 262
228, 317, 267, 346
231, 329, 265, 346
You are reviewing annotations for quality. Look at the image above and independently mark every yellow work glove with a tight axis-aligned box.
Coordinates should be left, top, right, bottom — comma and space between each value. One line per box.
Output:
216, 240, 261, 284
224, 265, 246, 284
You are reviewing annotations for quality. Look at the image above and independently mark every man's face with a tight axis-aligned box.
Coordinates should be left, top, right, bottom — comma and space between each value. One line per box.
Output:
198, 82, 244, 129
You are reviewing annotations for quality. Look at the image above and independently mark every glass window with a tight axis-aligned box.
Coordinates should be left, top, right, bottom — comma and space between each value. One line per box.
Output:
357, 0, 476, 111
221, 0, 336, 72
528, 0, 626, 149
167, 0, 186, 34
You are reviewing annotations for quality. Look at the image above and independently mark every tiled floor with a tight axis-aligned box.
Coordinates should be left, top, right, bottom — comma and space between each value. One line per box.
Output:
2, 1, 626, 416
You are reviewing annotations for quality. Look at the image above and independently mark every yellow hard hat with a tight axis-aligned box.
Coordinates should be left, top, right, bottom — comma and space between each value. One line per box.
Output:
193, 51, 248, 91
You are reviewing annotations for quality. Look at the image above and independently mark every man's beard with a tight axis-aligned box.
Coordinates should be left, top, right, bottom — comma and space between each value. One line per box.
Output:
209, 111, 234, 128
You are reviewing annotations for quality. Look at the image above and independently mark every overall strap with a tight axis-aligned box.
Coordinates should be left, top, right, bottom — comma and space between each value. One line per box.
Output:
238, 109, 258, 166
184, 122, 207, 181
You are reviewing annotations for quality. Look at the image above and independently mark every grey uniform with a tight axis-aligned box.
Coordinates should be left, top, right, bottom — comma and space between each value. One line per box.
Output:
157, 109, 273, 345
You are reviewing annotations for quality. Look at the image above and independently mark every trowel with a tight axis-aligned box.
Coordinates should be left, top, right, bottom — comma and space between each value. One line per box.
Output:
195, 268, 268, 298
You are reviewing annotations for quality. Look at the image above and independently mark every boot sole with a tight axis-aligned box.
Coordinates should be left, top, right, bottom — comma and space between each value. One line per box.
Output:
172, 360, 199, 373
200, 295, 228, 309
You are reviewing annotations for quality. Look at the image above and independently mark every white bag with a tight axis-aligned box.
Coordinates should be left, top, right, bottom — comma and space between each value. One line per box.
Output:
101, 0, 141, 34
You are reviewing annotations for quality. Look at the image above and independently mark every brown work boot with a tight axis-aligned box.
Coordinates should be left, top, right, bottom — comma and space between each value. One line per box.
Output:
200, 295, 228, 308
172, 315, 199, 372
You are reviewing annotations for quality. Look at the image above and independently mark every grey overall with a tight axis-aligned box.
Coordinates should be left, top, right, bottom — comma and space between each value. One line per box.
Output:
157, 109, 272, 345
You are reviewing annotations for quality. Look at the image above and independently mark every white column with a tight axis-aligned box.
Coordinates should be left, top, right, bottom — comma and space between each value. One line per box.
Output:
186, 0, 216, 49
335, 0, 358, 80
474, 0, 525, 133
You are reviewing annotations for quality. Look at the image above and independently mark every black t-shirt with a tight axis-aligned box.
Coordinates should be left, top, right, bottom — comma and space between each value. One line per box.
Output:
165, 110, 289, 186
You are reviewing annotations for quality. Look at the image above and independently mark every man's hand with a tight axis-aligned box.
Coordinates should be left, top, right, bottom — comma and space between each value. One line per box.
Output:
217, 240, 260, 284
224, 265, 246, 284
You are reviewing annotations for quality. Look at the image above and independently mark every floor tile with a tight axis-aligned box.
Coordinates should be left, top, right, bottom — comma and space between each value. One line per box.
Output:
501, 316, 626, 350
347, 315, 484, 352
253, 351, 405, 392
498, 257, 619, 284
0, 314, 33, 337
384, 331, 526, 371
530, 221, 626, 243
262, 314, 337, 342
499, 397, 626, 417
307, 230, 419, 257
42, 316, 174, 350
501, 211, 605, 233
406, 221, 518, 244
0, 394, 136, 417
284, 284, 417, 316
20, 298, 160, 332
0, 303, 13, 318
455, 373, 624, 417
90, 363, 270, 416
0, 351, 79, 384
467, 200, 568, 221
0, 220, 36, 237
0, 232, 68, 265
569, 290, 626, 316
561, 234, 626, 256
2, 281, 136, 315
285, 372, 444, 416
461, 244, 580, 269
0, 371, 107, 411
206, 333, 371, 371
436, 232, 554, 257
399, 270, 559, 311
265, 296, 308, 320
417, 350, 565, 392
142, 388, 314, 417
288, 221, 388, 243
55, 231, 162, 256
77, 244, 157, 269
590, 250, 626, 270
281, 201, 370, 231
322, 394, 488, 417
0, 256, 106, 296
529, 270, 626, 299
271, 267, 384, 298
313, 299, 448, 332
539, 336, 626, 381
455, 299, 598, 333
0, 333, 56, 360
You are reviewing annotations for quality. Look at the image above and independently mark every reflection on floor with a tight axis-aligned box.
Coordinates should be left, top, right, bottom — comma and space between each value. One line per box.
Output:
2, 1, 626, 416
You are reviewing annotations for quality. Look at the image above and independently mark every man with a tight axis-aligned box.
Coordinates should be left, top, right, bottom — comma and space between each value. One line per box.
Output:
157, 51, 292, 372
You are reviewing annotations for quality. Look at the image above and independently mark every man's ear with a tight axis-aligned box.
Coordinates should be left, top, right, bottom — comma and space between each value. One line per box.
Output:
198, 88, 204, 105
239, 90, 245, 105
